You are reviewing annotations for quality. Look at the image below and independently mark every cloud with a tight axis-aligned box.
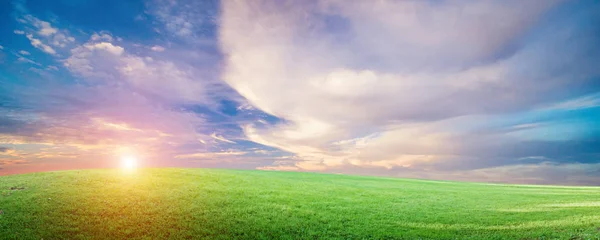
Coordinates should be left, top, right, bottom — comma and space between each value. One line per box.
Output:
64, 34, 207, 103
18, 50, 30, 55
220, 0, 600, 178
548, 93, 600, 110
46, 65, 58, 71
85, 42, 125, 55
210, 133, 236, 144
153, 6, 194, 37
0, 159, 29, 166
146, 0, 219, 45
15, 14, 75, 55
151, 45, 165, 52
454, 162, 600, 186
175, 151, 246, 159
221, 0, 588, 125
21, 15, 74, 46
25, 34, 56, 55
16, 56, 41, 65
90, 33, 113, 42
0, 45, 3, 50
26, 16, 58, 36
39, 25, 57, 36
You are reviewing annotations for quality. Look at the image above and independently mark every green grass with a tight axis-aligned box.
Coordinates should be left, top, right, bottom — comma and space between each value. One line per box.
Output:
1, 168, 600, 239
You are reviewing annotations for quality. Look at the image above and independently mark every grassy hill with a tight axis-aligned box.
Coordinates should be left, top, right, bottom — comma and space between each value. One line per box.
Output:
1, 168, 599, 239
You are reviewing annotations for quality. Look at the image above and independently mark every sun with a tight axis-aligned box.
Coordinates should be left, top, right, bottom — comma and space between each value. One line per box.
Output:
121, 156, 138, 171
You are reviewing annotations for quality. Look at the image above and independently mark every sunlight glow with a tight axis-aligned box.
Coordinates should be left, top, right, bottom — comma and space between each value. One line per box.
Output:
121, 156, 138, 171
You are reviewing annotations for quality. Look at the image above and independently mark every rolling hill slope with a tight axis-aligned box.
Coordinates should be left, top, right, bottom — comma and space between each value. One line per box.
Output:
1, 168, 599, 239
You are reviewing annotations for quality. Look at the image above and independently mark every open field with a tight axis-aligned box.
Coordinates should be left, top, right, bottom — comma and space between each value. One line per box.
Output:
1, 168, 600, 239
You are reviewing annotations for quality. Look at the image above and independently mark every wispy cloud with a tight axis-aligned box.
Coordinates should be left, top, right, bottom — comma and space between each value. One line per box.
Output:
150, 45, 165, 52
175, 151, 246, 159
547, 93, 600, 110
25, 34, 56, 55
210, 133, 236, 144
14, 13, 75, 56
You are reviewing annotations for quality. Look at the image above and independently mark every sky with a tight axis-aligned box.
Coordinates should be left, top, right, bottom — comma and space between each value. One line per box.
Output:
0, 0, 599, 185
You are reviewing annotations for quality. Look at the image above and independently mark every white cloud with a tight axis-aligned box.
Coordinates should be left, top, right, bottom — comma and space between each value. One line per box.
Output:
49, 33, 75, 47
85, 42, 125, 55
0, 45, 3, 50
90, 32, 113, 42
25, 34, 56, 55
210, 133, 236, 144
236, 103, 254, 111
90, 33, 113, 42
151, 45, 165, 52
19, 50, 30, 55
221, 1, 564, 124
30, 18, 58, 36
220, 0, 598, 173
17, 15, 75, 54
64, 34, 206, 104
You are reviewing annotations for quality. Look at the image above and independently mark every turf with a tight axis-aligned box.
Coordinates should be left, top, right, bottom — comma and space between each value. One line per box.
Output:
1, 168, 599, 239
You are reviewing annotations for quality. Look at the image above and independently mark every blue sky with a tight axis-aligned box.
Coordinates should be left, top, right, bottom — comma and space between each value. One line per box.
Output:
0, 0, 599, 185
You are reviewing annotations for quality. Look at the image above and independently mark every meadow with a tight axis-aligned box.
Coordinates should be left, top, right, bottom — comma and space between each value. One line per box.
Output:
1, 168, 599, 239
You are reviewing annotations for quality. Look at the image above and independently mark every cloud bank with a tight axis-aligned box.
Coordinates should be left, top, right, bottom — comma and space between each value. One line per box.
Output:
219, 0, 600, 184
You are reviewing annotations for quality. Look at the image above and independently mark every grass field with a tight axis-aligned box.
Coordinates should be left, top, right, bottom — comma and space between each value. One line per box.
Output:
1, 168, 600, 239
